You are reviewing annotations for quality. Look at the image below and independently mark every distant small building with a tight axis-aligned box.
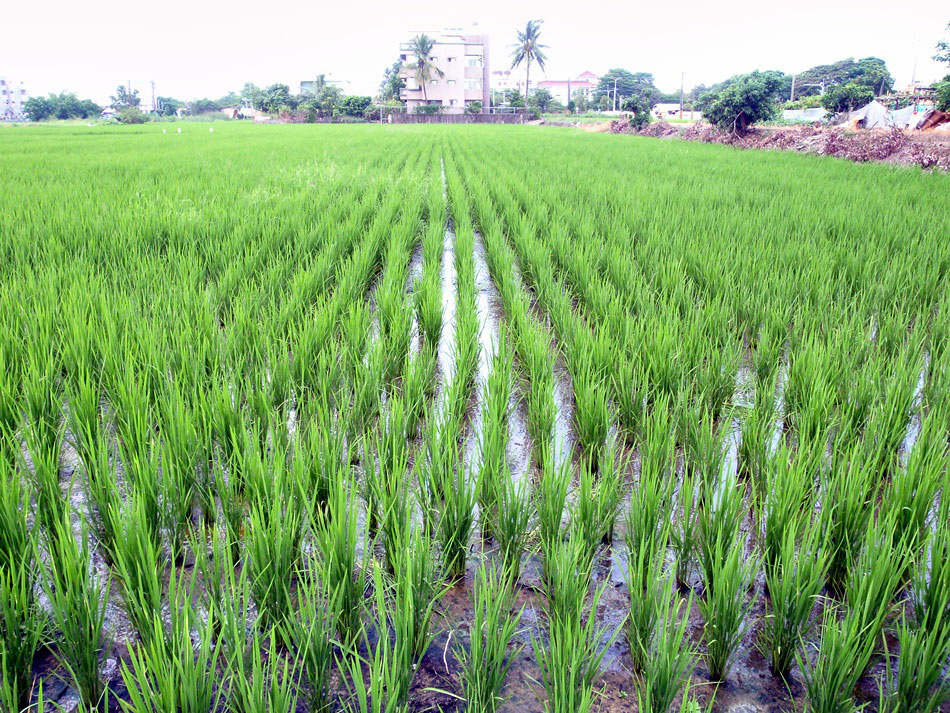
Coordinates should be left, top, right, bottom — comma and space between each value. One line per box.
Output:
220, 105, 266, 120
535, 71, 598, 106
399, 29, 491, 113
492, 69, 530, 97
1, 77, 28, 121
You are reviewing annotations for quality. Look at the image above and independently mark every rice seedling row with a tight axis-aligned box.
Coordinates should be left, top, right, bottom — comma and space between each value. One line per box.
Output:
1, 123, 949, 713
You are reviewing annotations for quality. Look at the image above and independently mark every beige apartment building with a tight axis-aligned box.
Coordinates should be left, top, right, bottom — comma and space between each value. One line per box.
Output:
399, 31, 490, 113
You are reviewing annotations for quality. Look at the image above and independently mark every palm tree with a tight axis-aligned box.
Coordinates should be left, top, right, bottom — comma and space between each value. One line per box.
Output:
409, 34, 444, 104
510, 20, 548, 102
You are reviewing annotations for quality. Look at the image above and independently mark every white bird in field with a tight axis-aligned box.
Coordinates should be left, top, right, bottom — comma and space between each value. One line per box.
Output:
177, 128, 182, 134
162, 129, 166, 134
209, 127, 214, 133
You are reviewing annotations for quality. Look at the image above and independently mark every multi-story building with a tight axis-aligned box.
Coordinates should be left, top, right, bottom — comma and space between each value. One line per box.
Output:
536, 71, 599, 106
1, 77, 28, 121
491, 69, 530, 98
399, 30, 490, 113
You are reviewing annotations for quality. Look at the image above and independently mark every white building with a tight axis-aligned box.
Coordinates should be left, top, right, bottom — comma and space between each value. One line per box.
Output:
535, 71, 599, 105
1, 77, 28, 121
491, 69, 531, 97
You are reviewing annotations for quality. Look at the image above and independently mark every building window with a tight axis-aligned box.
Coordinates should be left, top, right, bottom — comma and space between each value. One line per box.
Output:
465, 80, 482, 90
450, 99, 457, 106
447, 57, 456, 62
447, 80, 456, 86
429, 56, 437, 61
431, 80, 438, 85
467, 57, 481, 67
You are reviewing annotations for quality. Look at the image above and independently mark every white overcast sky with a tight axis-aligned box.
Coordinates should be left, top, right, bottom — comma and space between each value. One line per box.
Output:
4, 0, 947, 104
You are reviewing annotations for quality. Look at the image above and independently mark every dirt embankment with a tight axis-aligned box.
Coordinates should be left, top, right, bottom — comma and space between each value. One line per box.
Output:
612, 119, 950, 171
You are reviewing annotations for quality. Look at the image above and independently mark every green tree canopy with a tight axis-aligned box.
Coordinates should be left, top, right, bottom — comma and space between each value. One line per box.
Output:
794, 57, 893, 96
594, 69, 659, 108
111, 85, 140, 110
241, 83, 265, 109
188, 98, 221, 115
820, 83, 874, 113
24, 93, 101, 121
936, 22, 950, 66
339, 96, 371, 117
571, 88, 589, 113
378, 61, 406, 102
528, 87, 554, 112
156, 96, 184, 116
216, 91, 242, 107
620, 94, 652, 128
696, 71, 783, 134
259, 84, 295, 112
299, 84, 344, 119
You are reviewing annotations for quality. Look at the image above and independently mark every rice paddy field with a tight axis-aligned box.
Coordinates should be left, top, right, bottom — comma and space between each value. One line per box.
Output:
2, 122, 950, 713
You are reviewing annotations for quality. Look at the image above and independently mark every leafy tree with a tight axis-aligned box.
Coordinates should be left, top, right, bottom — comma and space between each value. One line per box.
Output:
259, 84, 295, 113
598, 95, 610, 111
528, 87, 554, 112
621, 94, 652, 128
936, 22, 950, 66
339, 95, 371, 117
409, 34, 443, 103
784, 95, 823, 110
935, 77, 950, 112
111, 85, 140, 110
188, 98, 221, 115
703, 70, 790, 104
465, 100, 482, 114
241, 83, 266, 110
507, 89, 525, 108
378, 61, 406, 102
935, 22, 950, 111
594, 69, 659, 109
571, 89, 589, 113
696, 71, 783, 134
156, 96, 184, 116
794, 57, 892, 96
414, 104, 442, 115
217, 92, 241, 107
76, 99, 101, 118
299, 84, 343, 119
820, 82, 874, 113
24, 93, 100, 121
23, 96, 54, 120
510, 19, 547, 99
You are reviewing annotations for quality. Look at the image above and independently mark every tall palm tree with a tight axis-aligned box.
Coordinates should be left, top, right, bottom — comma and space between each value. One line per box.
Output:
409, 34, 444, 104
510, 20, 548, 101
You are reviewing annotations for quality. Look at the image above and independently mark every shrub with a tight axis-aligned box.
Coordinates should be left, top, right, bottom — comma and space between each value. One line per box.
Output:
118, 107, 149, 124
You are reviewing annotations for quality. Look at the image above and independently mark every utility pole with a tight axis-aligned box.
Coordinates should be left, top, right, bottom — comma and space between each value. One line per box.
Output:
790, 74, 796, 101
127, 79, 132, 106
679, 71, 684, 120
567, 76, 571, 112
613, 78, 618, 111
151, 80, 156, 114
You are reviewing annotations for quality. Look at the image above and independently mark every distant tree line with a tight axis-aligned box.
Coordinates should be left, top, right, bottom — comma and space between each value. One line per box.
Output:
693, 57, 898, 134
23, 93, 101, 121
